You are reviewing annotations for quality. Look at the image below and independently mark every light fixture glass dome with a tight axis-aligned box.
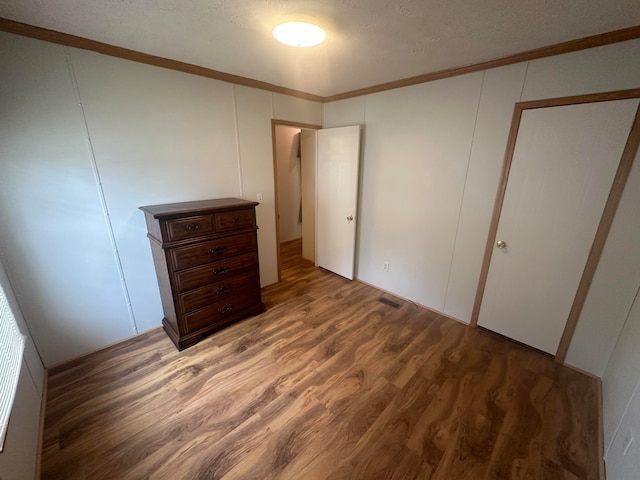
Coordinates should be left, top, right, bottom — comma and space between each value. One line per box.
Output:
272, 22, 326, 47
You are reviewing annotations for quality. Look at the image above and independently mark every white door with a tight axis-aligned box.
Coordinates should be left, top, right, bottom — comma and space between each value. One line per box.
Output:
478, 99, 639, 354
317, 125, 361, 279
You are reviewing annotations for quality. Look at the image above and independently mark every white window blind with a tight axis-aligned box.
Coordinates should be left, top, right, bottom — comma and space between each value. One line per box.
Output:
0, 283, 25, 452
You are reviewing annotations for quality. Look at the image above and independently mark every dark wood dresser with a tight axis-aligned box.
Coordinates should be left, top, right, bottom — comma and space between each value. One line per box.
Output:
139, 198, 265, 350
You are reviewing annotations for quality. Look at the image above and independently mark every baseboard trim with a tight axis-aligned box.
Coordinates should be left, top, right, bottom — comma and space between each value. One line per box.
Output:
563, 362, 602, 381
597, 378, 606, 480
34, 369, 47, 480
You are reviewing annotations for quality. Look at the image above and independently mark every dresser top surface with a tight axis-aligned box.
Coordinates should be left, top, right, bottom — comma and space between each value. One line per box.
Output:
139, 198, 259, 218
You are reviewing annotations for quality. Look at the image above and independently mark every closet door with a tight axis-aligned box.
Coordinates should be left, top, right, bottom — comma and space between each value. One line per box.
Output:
478, 99, 639, 354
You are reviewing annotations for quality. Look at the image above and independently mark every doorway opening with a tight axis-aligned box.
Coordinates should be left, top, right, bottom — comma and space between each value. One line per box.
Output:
271, 120, 321, 282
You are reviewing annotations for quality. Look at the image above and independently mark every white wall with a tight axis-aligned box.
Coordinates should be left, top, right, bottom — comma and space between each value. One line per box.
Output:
0, 258, 45, 480
0, 32, 322, 367
275, 126, 302, 243
358, 73, 483, 309
234, 85, 278, 288
0, 34, 134, 367
72, 48, 242, 338
324, 38, 640, 378
324, 37, 640, 479
600, 149, 640, 479
603, 286, 640, 478
569, 149, 640, 376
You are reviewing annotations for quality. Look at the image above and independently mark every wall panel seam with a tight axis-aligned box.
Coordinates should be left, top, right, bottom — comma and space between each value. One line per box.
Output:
232, 85, 244, 197
64, 47, 139, 335
442, 72, 485, 314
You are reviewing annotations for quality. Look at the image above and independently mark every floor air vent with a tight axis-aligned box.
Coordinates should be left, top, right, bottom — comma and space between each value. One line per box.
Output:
378, 297, 401, 309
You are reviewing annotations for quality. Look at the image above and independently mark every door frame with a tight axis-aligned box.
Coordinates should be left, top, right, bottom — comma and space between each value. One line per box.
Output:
271, 119, 321, 282
470, 88, 640, 363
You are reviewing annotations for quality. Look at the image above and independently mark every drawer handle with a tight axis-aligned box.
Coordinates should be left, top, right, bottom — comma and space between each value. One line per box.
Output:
214, 285, 231, 295
213, 267, 230, 275
218, 304, 233, 314
233, 217, 240, 223
210, 246, 227, 255
187, 223, 200, 231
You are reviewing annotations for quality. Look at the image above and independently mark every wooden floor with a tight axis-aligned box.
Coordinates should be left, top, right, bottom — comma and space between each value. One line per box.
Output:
42, 238, 600, 479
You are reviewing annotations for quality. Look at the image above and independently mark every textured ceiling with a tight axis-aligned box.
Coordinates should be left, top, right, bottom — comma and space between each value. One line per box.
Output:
2, 1, 640, 97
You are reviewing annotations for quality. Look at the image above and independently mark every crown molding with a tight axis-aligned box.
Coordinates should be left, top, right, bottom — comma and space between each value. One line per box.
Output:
323, 24, 640, 103
0, 17, 324, 103
2, 17, 639, 104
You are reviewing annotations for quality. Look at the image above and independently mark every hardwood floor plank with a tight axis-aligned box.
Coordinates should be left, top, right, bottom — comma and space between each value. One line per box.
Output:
542, 369, 600, 480
41, 240, 602, 479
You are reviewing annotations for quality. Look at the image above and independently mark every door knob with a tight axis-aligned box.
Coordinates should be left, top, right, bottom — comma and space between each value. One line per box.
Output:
346, 215, 354, 221
496, 240, 507, 249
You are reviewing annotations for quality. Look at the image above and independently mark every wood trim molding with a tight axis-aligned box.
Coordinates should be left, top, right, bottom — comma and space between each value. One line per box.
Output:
270, 121, 282, 283
519, 88, 640, 110
471, 90, 640, 365
271, 119, 321, 282
2, 16, 640, 105
597, 378, 606, 480
35, 369, 48, 480
555, 101, 640, 363
470, 105, 524, 327
0, 17, 324, 103
272, 119, 322, 130
323, 25, 640, 103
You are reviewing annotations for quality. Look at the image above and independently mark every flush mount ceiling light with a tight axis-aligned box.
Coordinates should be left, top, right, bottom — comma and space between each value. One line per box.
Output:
272, 22, 326, 47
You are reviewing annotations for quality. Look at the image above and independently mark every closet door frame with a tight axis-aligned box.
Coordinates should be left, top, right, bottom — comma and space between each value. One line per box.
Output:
470, 87, 640, 363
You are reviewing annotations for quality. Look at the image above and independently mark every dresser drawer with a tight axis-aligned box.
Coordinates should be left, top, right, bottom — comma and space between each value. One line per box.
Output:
215, 209, 256, 232
173, 252, 258, 293
177, 271, 259, 314
170, 232, 257, 271
182, 289, 261, 333
165, 215, 214, 241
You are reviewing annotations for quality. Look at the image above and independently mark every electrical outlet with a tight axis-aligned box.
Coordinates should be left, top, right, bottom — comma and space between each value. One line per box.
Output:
383, 261, 390, 272
623, 428, 634, 456
257, 193, 263, 203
